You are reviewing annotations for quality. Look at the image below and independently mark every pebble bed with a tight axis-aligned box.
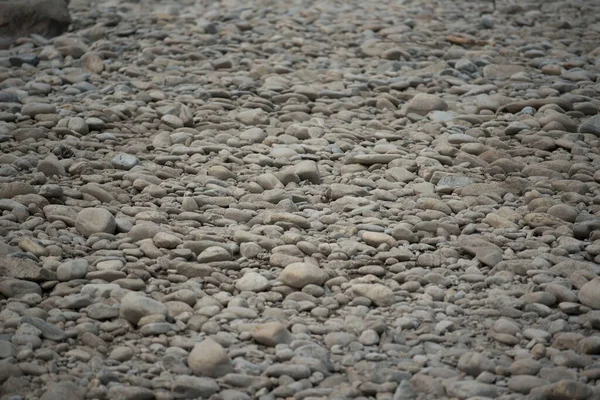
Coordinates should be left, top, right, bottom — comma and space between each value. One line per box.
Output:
1, 0, 600, 399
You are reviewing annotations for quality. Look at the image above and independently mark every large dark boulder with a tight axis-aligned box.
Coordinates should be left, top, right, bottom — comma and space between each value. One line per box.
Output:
0, 0, 71, 49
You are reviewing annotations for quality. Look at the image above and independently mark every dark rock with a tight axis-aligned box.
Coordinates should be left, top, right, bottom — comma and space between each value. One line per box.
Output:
0, 0, 71, 49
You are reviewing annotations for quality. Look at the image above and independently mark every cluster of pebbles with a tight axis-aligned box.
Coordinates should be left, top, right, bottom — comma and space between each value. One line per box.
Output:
1, 0, 600, 399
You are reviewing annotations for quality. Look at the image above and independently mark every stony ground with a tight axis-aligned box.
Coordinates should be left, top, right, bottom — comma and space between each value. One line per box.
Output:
0, 0, 600, 399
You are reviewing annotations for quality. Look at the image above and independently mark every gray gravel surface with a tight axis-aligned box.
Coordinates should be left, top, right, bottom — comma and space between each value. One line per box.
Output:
0, 0, 600, 399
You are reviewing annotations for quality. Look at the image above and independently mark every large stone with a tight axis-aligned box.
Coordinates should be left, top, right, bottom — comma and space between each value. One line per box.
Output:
0, 279, 42, 297
75, 208, 116, 237
21, 317, 67, 341
578, 278, 600, 310
279, 262, 328, 288
542, 380, 593, 400
0, 182, 35, 199
188, 338, 232, 377
56, 259, 88, 281
347, 283, 395, 307
40, 381, 86, 400
251, 322, 292, 346
287, 160, 321, 184
171, 376, 219, 399
457, 352, 496, 377
445, 381, 499, 399
0, 0, 71, 49
579, 114, 600, 137
119, 292, 167, 325
235, 109, 269, 125
406, 93, 448, 116
0, 256, 54, 281
236, 272, 270, 292
458, 235, 503, 267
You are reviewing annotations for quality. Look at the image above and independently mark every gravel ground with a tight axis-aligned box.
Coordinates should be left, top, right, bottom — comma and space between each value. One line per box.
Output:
1, 0, 600, 399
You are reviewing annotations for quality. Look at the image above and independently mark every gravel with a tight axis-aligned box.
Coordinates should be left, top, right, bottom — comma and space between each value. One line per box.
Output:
0, 0, 599, 399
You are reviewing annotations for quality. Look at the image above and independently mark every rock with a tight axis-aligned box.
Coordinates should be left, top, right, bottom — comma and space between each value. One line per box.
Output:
543, 380, 593, 400
236, 272, 270, 292
109, 346, 134, 362
251, 322, 292, 346
112, 154, 140, 170
188, 338, 232, 377
236, 109, 269, 125
0, 256, 53, 281
38, 155, 67, 177
21, 317, 66, 341
75, 208, 116, 237
457, 352, 495, 377
119, 292, 167, 325
579, 114, 600, 136
40, 381, 86, 400
287, 160, 321, 184
445, 381, 499, 399
198, 246, 232, 262
458, 235, 503, 267
56, 259, 88, 281
0, 182, 35, 199
347, 283, 394, 307
578, 278, 600, 309
171, 375, 219, 399
0, 279, 41, 297
107, 386, 155, 400
508, 375, 549, 394
406, 93, 448, 115
279, 262, 328, 288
